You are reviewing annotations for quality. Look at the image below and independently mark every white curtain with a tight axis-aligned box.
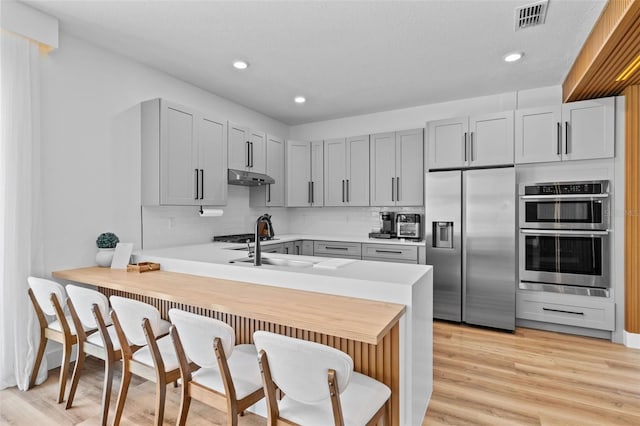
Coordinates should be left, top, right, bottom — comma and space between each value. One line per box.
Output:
0, 30, 46, 390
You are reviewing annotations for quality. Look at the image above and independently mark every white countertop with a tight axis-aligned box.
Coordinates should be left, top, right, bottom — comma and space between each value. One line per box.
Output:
214, 233, 424, 248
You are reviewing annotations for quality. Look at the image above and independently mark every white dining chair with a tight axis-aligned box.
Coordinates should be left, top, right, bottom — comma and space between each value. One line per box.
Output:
64, 285, 121, 426
109, 296, 176, 426
168, 308, 264, 426
254, 331, 391, 426
27, 277, 89, 403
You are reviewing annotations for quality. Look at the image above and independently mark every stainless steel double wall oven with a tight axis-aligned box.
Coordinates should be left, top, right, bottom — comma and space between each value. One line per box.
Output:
519, 180, 610, 295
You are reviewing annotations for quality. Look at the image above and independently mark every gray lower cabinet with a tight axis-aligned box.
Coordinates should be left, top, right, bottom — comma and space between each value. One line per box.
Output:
282, 241, 295, 255
362, 243, 418, 264
293, 240, 314, 256
261, 242, 284, 254
313, 241, 362, 259
516, 290, 615, 331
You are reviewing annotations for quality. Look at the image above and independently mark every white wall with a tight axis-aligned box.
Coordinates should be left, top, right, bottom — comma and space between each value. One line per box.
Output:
40, 33, 289, 271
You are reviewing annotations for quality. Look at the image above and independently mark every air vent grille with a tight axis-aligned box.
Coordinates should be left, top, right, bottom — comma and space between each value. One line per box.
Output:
515, 0, 549, 30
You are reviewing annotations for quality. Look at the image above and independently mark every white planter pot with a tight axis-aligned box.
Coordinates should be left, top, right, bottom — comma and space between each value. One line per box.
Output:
96, 248, 115, 267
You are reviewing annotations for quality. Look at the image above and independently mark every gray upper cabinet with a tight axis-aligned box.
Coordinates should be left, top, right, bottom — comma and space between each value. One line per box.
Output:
141, 98, 227, 206
370, 129, 423, 206
250, 134, 285, 207
265, 134, 285, 206
227, 121, 266, 174
324, 136, 370, 206
285, 140, 324, 207
427, 111, 514, 170
515, 97, 615, 164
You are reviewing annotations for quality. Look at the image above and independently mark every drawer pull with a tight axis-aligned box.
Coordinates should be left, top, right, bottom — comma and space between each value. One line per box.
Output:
375, 250, 402, 254
325, 246, 349, 250
542, 307, 584, 315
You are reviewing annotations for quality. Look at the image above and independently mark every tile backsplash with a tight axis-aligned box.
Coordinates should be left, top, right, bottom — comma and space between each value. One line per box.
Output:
142, 186, 424, 249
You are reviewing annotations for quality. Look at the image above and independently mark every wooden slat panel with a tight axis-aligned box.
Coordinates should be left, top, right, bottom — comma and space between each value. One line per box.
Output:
624, 85, 640, 334
98, 287, 401, 424
563, 0, 640, 101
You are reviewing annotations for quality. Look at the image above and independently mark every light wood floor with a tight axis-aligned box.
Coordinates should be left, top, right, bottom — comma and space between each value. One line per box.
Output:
1, 321, 639, 425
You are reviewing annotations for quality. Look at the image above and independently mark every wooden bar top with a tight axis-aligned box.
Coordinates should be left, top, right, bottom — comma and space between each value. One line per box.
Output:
53, 267, 405, 345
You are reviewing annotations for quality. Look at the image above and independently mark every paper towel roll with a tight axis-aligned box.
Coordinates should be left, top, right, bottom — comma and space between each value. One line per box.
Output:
199, 208, 224, 217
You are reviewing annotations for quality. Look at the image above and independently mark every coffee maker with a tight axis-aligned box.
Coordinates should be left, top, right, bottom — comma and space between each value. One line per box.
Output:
369, 212, 396, 239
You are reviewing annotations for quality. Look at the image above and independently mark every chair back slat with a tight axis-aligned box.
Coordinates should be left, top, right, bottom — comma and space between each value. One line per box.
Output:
253, 331, 352, 404
109, 296, 162, 346
28, 277, 65, 316
168, 308, 235, 368
66, 285, 110, 329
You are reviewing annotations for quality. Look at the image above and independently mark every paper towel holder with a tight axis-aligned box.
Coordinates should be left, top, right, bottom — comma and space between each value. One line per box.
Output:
199, 206, 224, 217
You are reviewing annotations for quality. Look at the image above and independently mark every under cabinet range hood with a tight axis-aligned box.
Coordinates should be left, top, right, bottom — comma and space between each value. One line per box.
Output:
227, 169, 275, 186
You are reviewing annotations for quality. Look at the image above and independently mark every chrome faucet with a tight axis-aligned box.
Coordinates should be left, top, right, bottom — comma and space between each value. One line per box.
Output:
254, 214, 272, 266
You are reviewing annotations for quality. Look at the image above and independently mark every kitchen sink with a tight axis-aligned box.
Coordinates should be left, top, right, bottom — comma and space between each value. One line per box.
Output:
228, 257, 315, 268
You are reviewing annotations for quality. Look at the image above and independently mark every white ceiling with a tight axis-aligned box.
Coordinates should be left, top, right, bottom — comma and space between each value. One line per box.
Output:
23, 0, 606, 125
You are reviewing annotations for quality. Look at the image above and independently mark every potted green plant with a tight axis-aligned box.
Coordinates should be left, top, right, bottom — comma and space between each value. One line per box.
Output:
95, 232, 119, 267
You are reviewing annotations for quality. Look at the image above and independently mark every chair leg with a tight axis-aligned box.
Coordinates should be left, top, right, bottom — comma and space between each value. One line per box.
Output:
29, 332, 47, 389
176, 383, 191, 426
65, 350, 86, 408
112, 364, 132, 426
57, 339, 73, 403
154, 377, 167, 426
99, 359, 115, 426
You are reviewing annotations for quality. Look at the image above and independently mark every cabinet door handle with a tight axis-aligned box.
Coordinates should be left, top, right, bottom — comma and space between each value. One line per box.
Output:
346, 179, 350, 202
267, 184, 271, 202
200, 169, 204, 199
542, 307, 584, 315
296, 245, 300, 255
375, 249, 402, 254
194, 169, 199, 200
342, 179, 345, 202
464, 132, 468, 162
391, 177, 395, 201
249, 142, 254, 167
308, 182, 312, 203
470, 132, 474, 161
326, 246, 348, 250
564, 122, 569, 154
285, 247, 289, 254
396, 177, 400, 202
311, 181, 315, 204
246, 141, 250, 167
556, 122, 561, 155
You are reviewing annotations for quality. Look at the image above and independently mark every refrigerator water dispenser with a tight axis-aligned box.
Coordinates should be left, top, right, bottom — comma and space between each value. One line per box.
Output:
433, 222, 453, 248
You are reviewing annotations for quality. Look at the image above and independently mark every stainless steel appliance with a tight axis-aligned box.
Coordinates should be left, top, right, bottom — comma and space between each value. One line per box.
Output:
396, 214, 421, 240
227, 169, 275, 186
425, 167, 516, 330
519, 180, 610, 230
519, 180, 610, 291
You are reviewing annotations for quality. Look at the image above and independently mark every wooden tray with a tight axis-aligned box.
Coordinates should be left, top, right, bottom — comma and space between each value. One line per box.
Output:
127, 262, 160, 273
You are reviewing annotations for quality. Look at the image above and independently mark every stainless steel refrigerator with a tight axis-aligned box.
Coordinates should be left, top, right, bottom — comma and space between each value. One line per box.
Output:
425, 167, 516, 330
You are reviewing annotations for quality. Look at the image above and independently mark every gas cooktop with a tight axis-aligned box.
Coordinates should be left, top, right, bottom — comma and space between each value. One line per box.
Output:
213, 234, 274, 244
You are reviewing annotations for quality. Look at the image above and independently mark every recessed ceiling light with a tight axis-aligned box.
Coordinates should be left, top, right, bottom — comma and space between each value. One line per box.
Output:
504, 52, 524, 63
232, 60, 249, 70
294, 96, 306, 104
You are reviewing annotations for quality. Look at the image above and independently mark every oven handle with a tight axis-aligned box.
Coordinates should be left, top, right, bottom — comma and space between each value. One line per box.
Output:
519, 194, 608, 200
520, 229, 609, 236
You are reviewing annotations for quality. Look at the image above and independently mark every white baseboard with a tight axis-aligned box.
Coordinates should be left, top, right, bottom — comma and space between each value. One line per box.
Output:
623, 330, 640, 349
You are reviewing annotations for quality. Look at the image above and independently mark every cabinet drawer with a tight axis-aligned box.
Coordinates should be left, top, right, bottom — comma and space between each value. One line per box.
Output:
516, 290, 615, 331
362, 244, 418, 263
313, 241, 361, 259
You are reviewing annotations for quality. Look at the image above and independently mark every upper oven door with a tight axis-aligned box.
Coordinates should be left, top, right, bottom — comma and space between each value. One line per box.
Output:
519, 229, 610, 288
519, 194, 609, 230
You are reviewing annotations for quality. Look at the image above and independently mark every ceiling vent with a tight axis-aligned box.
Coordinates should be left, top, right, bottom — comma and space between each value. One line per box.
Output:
515, 0, 549, 30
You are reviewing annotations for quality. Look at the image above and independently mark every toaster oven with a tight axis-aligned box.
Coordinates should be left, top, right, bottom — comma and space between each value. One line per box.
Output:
396, 214, 421, 240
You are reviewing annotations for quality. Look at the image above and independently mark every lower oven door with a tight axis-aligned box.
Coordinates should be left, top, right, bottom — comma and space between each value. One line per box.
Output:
519, 229, 610, 288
